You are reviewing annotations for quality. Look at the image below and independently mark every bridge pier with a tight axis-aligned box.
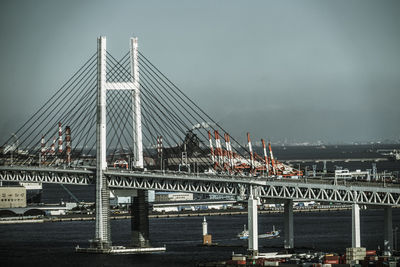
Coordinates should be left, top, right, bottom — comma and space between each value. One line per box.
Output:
91, 36, 112, 250
91, 185, 111, 249
352, 203, 361, 247
131, 190, 150, 247
247, 186, 258, 256
284, 199, 294, 249
384, 206, 393, 255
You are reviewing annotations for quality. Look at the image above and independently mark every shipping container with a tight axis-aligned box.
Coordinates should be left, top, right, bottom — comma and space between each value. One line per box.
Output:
324, 259, 339, 264
366, 250, 376, 256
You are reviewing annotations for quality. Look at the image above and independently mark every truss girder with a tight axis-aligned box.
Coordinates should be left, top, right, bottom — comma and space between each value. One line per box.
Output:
0, 167, 93, 185
257, 181, 400, 206
1, 167, 400, 206
106, 173, 239, 195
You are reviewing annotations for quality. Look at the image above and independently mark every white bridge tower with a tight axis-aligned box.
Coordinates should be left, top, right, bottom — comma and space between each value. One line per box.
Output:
93, 36, 143, 249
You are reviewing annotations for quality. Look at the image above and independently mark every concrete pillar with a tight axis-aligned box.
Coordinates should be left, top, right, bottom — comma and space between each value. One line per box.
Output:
384, 206, 393, 255
284, 199, 294, 249
131, 189, 150, 247
352, 203, 361, 247
130, 37, 144, 169
247, 186, 258, 256
93, 36, 111, 249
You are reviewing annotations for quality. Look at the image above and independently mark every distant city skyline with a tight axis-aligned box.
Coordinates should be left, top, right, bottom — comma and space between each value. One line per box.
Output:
1, 0, 399, 144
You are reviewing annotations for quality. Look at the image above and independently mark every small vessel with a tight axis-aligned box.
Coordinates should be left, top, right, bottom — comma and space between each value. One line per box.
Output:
237, 225, 280, 240
258, 225, 280, 239
237, 225, 249, 239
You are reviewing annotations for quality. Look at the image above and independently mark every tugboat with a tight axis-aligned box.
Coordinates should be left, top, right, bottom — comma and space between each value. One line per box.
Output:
237, 225, 280, 240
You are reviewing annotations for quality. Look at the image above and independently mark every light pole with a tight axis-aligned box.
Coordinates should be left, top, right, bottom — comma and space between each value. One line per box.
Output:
304, 166, 308, 183
384, 170, 386, 187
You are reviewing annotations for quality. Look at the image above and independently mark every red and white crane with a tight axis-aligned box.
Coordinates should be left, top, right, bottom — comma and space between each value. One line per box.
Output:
268, 141, 277, 175
65, 126, 71, 166
50, 137, 56, 155
58, 122, 63, 154
247, 133, 255, 173
40, 135, 46, 163
205, 130, 302, 177
214, 130, 223, 169
224, 133, 234, 172
261, 139, 270, 175
207, 131, 215, 164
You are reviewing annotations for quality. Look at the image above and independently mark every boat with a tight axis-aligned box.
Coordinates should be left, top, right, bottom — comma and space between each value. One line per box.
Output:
237, 225, 249, 239
258, 225, 281, 239
237, 225, 280, 240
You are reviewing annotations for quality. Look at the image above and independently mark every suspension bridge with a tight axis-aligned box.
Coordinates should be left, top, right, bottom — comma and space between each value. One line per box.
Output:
0, 37, 399, 256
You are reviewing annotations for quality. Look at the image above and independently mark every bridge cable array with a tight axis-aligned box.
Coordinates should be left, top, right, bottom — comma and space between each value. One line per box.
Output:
2, 50, 253, 172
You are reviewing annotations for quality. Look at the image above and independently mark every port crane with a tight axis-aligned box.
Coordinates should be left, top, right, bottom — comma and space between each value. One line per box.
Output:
207, 131, 302, 177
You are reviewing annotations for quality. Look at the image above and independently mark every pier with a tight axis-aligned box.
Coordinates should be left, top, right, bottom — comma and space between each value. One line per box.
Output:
283, 157, 389, 163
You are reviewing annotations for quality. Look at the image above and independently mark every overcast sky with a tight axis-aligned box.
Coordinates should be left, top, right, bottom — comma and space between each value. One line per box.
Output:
0, 0, 399, 144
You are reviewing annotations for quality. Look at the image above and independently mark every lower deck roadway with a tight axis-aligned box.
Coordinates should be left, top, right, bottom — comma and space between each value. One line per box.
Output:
1, 166, 400, 206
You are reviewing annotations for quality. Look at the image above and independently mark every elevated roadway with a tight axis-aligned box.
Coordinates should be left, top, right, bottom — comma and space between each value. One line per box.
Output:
1, 166, 400, 207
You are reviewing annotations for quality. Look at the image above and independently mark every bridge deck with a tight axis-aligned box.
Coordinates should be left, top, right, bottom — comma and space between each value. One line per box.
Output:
1, 166, 400, 206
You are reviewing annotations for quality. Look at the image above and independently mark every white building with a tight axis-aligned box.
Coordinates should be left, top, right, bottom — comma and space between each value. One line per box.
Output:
109, 190, 155, 206
155, 192, 193, 202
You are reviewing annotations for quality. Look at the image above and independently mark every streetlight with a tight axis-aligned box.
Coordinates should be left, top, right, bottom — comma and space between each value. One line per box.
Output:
305, 166, 308, 183
383, 170, 386, 187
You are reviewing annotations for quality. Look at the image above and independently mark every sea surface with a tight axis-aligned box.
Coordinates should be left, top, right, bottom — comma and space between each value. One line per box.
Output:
0, 210, 400, 266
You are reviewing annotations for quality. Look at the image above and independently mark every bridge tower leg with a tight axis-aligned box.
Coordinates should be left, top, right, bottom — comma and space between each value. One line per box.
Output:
384, 206, 393, 256
129, 37, 151, 248
92, 36, 111, 249
131, 190, 150, 247
352, 203, 361, 247
284, 199, 294, 249
247, 185, 258, 256
130, 37, 144, 169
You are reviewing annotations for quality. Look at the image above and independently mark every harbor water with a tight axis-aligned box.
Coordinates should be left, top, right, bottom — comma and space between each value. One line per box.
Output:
1, 209, 399, 266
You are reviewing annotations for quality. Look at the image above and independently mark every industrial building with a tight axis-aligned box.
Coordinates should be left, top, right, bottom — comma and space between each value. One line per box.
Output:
0, 187, 26, 208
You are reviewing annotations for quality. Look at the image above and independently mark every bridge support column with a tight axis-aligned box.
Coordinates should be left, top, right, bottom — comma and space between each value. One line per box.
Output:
352, 203, 361, 247
91, 36, 111, 249
130, 37, 144, 169
284, 199, 294, 249
384, 206, 393, 255
247, 186, 258, 256
131, 190, 150, 247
